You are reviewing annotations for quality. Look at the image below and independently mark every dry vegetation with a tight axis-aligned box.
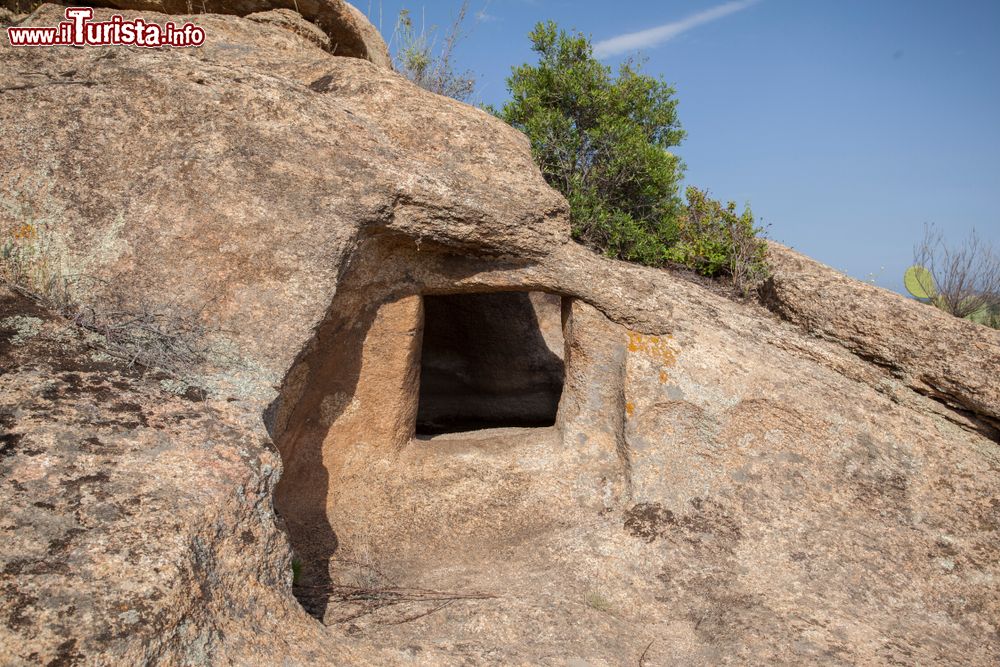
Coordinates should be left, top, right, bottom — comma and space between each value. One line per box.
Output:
293, 536, 497, 627
913, 224, 1000, 326
1, 222, 217, 374
389, 0, 478, 103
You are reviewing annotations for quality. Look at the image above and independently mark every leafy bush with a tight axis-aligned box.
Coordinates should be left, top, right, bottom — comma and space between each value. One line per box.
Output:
498, 22, 767, 294
669, 187, 768, 295
499, 22, 684, 260
970, 305, 1000, 329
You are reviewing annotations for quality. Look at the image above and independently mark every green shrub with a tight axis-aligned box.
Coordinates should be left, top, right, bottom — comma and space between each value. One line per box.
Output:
968, 305, 1000, 329
498, 22, 768, 294
499, 22, 684, 258
669, 187, 769, 295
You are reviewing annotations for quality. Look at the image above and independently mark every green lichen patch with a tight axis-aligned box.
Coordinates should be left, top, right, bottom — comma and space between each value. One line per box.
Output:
1, 315, 43, 345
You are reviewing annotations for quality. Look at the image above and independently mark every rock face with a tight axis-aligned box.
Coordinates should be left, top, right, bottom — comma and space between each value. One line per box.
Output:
0, 289, 371, 666
2, 5, 999, 666
245, 8, 333, 51
763, 242, 1000, 428
1, 2, 569, 403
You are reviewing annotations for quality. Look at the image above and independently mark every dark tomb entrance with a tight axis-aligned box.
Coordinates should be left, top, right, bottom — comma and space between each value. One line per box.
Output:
416, 292, 565, 435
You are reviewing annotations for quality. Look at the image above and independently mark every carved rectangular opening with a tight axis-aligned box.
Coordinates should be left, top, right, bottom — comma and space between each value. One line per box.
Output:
416, 291, 565, 435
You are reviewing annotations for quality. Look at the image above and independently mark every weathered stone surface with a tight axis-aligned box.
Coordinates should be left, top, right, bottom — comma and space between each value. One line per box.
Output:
2, 4, 999, 665
763, 242, 1000, 426
246, 8, 331, 50
621, 289, 1000, 665
1, 3, 569, 403
0, 289, 371, 666
280, 285, 998, 665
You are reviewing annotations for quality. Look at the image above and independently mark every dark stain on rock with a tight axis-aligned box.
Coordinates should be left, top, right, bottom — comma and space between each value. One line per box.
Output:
981, 498, 1000, 531
50, 356, 125, 376
0, 432, 23, 458
624, 502, 677, 543
0, 332, 11, 361
94, 627, 115, 643
79, 437, 107, 454
4, 559, 70, 575
40, 373, 119, 403
685, 497, 743, 540
47, 638, 82, 667
624, 498, 742, 544
1, 291, 49, 319
165, 412, 197, 424
846, 434, 913, 523
48, 528, 86, 555
60, 472, 111, 494
309, 73, 336, 92
111, 402, 149, 427
183, 385, 208, 402
0, 293, 50, 363
852, 469, 910, 520
87, 385, 115, 403
4, 585, 37, 630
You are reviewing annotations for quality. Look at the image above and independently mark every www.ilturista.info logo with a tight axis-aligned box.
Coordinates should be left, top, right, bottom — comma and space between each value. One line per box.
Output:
6, 7, 205, 47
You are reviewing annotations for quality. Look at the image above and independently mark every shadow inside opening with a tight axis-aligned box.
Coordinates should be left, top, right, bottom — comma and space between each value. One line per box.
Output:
416, 291, 565, 435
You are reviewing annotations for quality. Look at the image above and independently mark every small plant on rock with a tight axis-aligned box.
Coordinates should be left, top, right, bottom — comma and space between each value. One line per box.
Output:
584, 588, 613, 613
391, 1, 477, 102
667, 187, 769, 296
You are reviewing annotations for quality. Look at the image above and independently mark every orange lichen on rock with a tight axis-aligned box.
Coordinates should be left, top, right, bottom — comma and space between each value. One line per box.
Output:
626, 331, 679, 385
626, 332, 677, 366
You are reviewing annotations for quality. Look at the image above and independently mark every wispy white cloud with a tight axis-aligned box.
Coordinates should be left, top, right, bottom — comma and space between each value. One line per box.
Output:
594, 0, 760, 58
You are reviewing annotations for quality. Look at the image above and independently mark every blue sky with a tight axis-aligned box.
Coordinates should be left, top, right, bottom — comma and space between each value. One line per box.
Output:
364, 0, 1000, 293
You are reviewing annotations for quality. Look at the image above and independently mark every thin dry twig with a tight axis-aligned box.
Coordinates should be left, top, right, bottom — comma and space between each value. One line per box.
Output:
295, 583, 497, 626
638, 639, 655, 666
380, 599, 455, 626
